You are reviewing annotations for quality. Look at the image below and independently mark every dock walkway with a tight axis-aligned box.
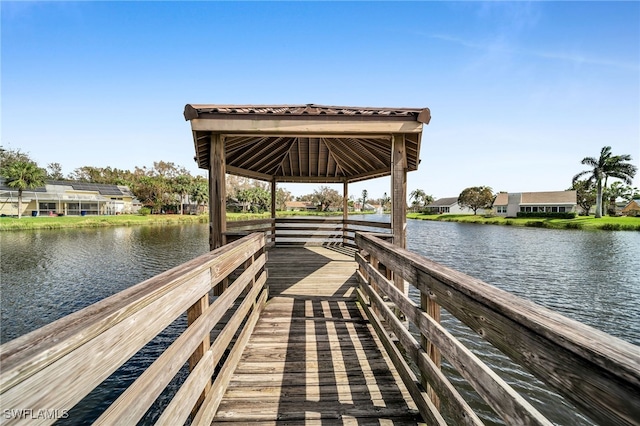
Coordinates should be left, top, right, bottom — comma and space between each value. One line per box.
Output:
213, 246, 422, 424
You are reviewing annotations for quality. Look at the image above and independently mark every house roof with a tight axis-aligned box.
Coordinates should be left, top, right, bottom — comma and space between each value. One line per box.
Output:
622, 200, 640, 212
184, 103, 430, 183
493, 191, 577, 206
520, 191, 576, 205
426, 197, 458, 207
493, 193, 508, 205
0, 179, 133, 197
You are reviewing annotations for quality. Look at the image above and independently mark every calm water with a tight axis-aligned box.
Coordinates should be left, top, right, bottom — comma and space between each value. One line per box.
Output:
1, 218, 638, 424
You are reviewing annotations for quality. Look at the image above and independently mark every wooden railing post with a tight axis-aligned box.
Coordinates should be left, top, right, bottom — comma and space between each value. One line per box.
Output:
343, 180, 349, 246
421, 294, 441, 408
187, 296, 212, 417
271, 177, 277, 245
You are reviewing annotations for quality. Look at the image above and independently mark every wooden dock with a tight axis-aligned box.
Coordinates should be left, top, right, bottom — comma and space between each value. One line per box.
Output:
1, 231, 638, 426
214, 246, 422, 424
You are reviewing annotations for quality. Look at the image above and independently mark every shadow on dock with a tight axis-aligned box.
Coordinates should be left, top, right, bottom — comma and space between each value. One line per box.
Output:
214, 246, 422, 424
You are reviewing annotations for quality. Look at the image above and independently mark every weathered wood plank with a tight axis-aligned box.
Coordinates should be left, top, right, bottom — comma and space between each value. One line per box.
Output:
213, 400, 421, 422
358, 246, 552, 426
211, 419, 423, 426
356, 264, 482, 426
156, 273, 267, 426
356, 232, 640, 426
1, 269, 212, 418
357, 288, 446, 426
192, 288, 268, 425
344, 219, 391, 229
94, 255, 267, 425
0, 233, 265, 393
209, 133, 226, 249
211, 247, 421, 424
226, 218, 274, 229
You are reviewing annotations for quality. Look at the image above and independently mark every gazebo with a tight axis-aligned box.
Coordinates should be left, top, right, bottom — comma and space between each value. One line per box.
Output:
183, 103, 431, 250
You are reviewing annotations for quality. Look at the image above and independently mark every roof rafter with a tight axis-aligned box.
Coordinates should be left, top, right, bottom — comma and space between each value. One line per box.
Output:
186, 104, 428, 182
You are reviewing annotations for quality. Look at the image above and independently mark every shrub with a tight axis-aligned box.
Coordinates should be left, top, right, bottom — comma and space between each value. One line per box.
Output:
601, 223, 622, 231
564, 222, 583, 230
516, 212, 577, 219
139, 207, 151, 216
525, 221, 546, 228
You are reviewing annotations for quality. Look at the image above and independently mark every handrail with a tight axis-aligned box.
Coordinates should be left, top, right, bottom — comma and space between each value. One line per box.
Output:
0, 233, 268, 425
273, 216, 390, 247
355, 232, 640, 426
224, 217, 391, 247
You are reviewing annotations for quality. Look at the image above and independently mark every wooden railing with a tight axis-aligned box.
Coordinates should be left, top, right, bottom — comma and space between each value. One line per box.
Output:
0, 233, 268, 425
355, 232, 640, 426
224, 217, 391, 247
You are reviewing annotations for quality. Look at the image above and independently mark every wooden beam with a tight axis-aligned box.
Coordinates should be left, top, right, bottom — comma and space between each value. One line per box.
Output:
343, 180, 348, 246
226, 165, 271, 182
391, 134, 406, 250
274, 176, 347, 183
209, 134, 226, 250
271, 177, 276, 244
189, 118, 424, 134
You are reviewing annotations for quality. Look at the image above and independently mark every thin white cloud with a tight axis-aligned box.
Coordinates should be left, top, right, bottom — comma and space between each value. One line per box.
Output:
430, 34, 639, 71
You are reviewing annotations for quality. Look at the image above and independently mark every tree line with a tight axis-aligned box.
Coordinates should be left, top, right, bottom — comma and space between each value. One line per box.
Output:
2, 145, 636, 219
408, 146, 638, 217
0, 147, 209, 217
0, 147, 391, 217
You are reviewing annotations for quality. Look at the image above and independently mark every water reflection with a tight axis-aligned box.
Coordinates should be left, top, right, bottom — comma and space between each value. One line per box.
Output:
405, 220, 640, 345
1, 224, 210, 343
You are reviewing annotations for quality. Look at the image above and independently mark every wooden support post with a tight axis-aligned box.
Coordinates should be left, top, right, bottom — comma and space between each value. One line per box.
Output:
209, 134, 227, 296
391, 134, 407, 295
209, 133, 226, 251
271, 177, 276, 245
187, 295, 211, 417
422, 294, 442, 408
343, 180, 348, 246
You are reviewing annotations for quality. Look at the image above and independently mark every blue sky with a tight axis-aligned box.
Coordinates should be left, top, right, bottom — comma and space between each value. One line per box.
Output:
2, 1, 639, 200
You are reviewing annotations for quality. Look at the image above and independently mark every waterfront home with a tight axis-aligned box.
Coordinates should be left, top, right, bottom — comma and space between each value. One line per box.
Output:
0, 178, 139, 217
423, 197, 481, 214
493, 190, 577, 217
621, 199, 640, 216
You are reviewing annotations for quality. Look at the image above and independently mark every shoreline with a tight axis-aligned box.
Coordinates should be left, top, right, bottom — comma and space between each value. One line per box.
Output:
0, 211, 361, 231
406, 213, 640, 231
1, 211, 638, 232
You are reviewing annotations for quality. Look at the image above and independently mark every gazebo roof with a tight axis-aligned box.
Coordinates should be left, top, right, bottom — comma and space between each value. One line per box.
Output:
184, 104, 430, 183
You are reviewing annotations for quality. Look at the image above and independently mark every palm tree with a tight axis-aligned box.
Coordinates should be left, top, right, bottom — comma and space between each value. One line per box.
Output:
1, 161, 47, 218
172, 174, 194, 215
409, 189, 425, 212
409, 189, 433, 212
190, 178, 208, 214
573, 146, 637, 218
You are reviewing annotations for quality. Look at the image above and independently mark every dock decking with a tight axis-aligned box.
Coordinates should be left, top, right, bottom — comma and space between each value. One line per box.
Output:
2, 231, 637, 426
214, 246, 422, 424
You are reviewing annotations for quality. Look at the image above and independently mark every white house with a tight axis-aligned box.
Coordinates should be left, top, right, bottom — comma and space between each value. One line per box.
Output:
423, 197, 481, 215
493, 191, 577, 217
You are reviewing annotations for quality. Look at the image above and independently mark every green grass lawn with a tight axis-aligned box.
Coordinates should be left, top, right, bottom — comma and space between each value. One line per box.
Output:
4, 211, 637, 232
0, 210, 355, 231
406, 213, 640, 231
0, 214, 210, 231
